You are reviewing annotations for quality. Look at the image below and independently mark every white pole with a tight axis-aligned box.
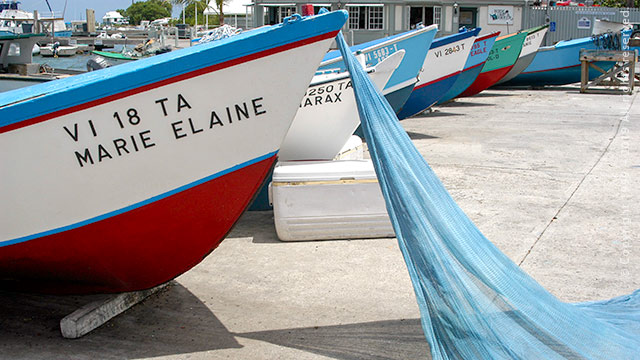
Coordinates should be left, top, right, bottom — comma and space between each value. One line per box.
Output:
195, 2, 197, 28
182, 3, 185, 23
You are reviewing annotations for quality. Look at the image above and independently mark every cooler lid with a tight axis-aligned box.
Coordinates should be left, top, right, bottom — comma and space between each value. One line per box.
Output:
273, 159, 378, 182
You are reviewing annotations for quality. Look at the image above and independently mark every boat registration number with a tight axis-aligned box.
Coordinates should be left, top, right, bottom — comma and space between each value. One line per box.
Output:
365, 44, 399, 65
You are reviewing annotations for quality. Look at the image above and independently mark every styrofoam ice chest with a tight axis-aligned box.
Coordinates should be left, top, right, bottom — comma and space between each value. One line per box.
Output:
270, 159, 395, 241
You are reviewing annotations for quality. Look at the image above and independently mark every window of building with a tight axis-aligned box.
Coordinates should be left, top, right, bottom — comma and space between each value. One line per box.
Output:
409, 6, 442, 29
346, 5, 384, 30
459, 7, 477, 29
265, 5, 296, 25
368, 6, 383, 30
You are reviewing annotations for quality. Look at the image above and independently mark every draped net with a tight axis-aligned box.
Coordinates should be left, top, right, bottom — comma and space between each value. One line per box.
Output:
332, 27, 640, 359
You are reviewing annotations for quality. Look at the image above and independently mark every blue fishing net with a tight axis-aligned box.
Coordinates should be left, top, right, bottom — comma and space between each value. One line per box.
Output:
333, 27, 640, 360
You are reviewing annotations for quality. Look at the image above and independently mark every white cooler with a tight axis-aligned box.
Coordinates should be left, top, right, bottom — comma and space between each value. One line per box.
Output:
270, 159, 395, 241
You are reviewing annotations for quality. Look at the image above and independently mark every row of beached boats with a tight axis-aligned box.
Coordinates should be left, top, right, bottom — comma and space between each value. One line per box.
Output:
0, 9, 623, 294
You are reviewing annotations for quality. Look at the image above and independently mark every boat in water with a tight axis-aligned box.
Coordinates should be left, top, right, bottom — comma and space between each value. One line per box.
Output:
458, 30, 527, 97
396, 28, 479, 119
90, 39, 173, 67
496, 25, 549, 85
0, 10, 348, 294
437, 31, 500, 104
500, 35, 618, 86
319, 24, 438, 113
39, 42, 78, 57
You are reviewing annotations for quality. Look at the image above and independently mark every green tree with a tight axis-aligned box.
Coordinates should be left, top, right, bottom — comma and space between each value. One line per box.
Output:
595, 0, 639, 7
124, 0, 173, 25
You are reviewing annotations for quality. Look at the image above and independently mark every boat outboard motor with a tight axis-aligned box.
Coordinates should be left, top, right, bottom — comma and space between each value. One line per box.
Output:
86, 55, 112, 72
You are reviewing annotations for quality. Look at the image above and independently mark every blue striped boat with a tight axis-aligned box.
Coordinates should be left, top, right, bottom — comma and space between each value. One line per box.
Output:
397, 28, 479, 119
319, 25, 438, 113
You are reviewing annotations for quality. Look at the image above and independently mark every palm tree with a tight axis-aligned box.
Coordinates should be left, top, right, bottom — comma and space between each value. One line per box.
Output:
202, 0, 228, 25
172, 0, 208, 25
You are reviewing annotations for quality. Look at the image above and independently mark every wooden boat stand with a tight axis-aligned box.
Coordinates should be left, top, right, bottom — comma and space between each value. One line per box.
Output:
60, 282, 170, 339
580, 50, 638, 94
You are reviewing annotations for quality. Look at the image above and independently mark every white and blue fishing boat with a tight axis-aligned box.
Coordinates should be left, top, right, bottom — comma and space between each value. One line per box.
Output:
0, 11, 348, 294
437, 31, 500, 104
397, 28, 479, 119
502, 35, 617, 86
318, 24, 438, 113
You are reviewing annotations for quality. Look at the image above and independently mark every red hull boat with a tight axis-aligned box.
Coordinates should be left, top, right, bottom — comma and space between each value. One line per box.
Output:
0, 11, 348, 294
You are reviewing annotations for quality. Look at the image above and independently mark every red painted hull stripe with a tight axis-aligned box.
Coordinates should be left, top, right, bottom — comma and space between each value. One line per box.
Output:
476, 32, 500, 42
0, 30, 339, 134
0, 151, 278, 248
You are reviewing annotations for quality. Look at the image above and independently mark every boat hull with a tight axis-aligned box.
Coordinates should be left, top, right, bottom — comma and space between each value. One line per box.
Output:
437, 32, 500, 104
497, 26, 549, 85
0, 155, 275, 293
458, 31, 527, 97
40, 45, 78, 57
397, 29, 479, 119
0, 11, 347, 294
397, 72, 460, 119
459, 66, 513, 97
504, 61, 615, 86
279, 51, 401, 161
503, 36, 616, 86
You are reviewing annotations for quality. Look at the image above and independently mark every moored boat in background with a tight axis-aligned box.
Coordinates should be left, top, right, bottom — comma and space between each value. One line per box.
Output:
0, 10, 348, 294
396, 28, 479, 119
458, 30, 527, 97
437, 31, 500, 104
39, 42, 78, 57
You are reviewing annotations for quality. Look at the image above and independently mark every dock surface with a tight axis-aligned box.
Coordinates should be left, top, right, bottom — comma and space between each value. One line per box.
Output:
1, 86, 638, 359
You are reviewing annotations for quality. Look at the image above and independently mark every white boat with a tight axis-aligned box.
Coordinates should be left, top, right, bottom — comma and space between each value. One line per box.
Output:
0, 11, 348, 294
0, 1, 70, 37
278, 50, 404, 161
39, 43, 79, 57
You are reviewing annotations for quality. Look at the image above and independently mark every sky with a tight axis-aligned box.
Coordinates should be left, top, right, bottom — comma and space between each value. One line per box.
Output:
15, 0, 186, 22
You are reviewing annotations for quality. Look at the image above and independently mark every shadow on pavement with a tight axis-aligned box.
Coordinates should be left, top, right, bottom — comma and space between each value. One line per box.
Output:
0, 282, 241, 359
237, 318, 431, 360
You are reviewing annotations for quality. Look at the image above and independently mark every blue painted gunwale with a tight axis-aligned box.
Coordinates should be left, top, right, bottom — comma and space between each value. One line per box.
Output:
437, 31, 499, 104
0, 11, 348, 131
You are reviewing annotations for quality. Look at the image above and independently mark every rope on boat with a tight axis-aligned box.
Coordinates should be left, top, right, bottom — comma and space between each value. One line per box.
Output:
197, 25, 243, 44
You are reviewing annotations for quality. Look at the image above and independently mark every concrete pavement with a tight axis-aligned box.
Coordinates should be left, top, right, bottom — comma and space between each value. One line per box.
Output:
1, 86, 638, 359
